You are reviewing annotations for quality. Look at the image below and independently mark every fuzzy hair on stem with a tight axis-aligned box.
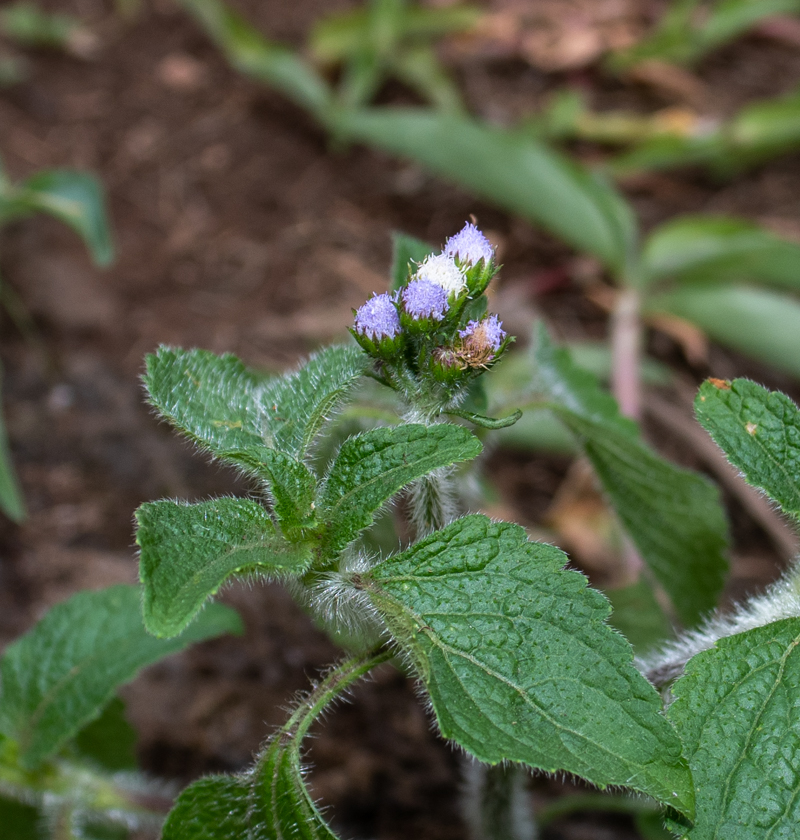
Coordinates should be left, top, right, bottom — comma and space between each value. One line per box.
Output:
640, 558, 800, 688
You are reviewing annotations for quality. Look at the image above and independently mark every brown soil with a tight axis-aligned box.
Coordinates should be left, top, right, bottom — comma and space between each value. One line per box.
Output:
2, 2, 800, 838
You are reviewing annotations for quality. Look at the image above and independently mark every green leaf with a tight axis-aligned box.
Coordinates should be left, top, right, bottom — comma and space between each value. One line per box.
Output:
259, 345, 371, 458
532, 326, 639, 438
535, 327, 729, 626
729, 86, 800, 166
144, 346, 277, 476
695, 378, 800, 520
137, 498, 312, 638
668, 617, 800, 838
161, 650, 391, 840
363, 515, 693, 815
0, 2, 79, 48
390, 230, 435, 291
2, 170, 114, 267
642, 215, 800, 290
0, 585, 242, 768
311, 3, 480, 64
647, 284, 800, 380
338, 108, 636, 272
144, 344, 367, 482
73, 697, 137, 771
699, 0, 800, 55
163, 751, 341, 840
605, 580, 673, 655
0, 377, 25, 522
175, 0, 331, 117
0, 797, 41, 840
162, 775, 252, 840
318, 423, 482, 557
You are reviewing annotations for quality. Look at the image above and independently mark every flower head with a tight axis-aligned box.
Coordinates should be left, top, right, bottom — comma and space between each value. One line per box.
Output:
445, 222, 494, 267
354, 293, 400, 340
456, 315, 507, 368
415, 253, 467, 297
401, 280, 449, 322
352, 293, 403, 358
459, 314, 506, 351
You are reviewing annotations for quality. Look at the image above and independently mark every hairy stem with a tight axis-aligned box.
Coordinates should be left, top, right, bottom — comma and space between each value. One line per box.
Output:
461, 763, 538, 840
641, 558, 800, 688
408, 469, 459, 538
272, 647, 394, 748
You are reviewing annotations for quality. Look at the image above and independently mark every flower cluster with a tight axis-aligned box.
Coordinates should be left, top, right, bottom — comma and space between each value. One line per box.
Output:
351, 222, 511, 397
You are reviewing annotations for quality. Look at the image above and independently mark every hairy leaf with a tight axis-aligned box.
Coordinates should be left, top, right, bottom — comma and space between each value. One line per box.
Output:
0, 585, 242, 768
319, 423, 482, 556
160, 650, 381, 840
137, 498, 312, 637
257, 344, 370, 458
364, 515, 694, 815
669, 618, 800, 838
338, 108, 636, 273
161, 775, 252, 840
695, 378, 800, 520
145, 345, 367, 480
647, 284, 800, 380
642, 215, 800, 290
535, 328, 729, 626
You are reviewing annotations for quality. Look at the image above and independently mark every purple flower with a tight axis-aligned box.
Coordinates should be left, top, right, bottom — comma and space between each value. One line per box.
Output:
401, 280, 449, 322
354, 293, 400, 339
445, 222, 494, 266
415, 253, 466, 296
459, 315, 506, 351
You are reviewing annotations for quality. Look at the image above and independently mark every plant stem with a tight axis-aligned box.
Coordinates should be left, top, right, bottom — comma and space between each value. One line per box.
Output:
273, 646, 394, 747
610, 287, 642, 421
610, 286, 645, 582
408, 470, 458, 537
461, 763, 538, 840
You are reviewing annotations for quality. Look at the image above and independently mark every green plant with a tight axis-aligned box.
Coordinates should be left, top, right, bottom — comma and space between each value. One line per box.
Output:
0, 157, 114, 520
608, 0, 800, 70
2, 221, 799, 837
528, 85, 800, 178
171, 0, 800, 420
129, 223, 732, 838
0, 585, 242, 838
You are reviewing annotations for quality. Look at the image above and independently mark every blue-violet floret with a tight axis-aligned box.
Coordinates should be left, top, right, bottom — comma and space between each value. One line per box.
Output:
401, 280, 449, 321
445, 222, 494, 266
354, 293, 401, 339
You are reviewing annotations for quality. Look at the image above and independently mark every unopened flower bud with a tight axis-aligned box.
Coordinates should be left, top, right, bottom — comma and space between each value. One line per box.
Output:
445, 222, 496, 295
352, 293, 403, 358
415, 253, 467, 298
399, 279, 449, 334
445, 222, 494, 267
426, 346, 463, 385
